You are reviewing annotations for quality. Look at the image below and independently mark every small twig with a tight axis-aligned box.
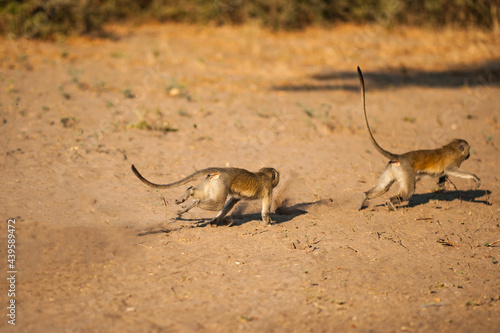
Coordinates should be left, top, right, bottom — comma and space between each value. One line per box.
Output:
421, 302, 450, 308
305, 181, 321, 202
389, 225, 409, 251
416, 217, 433, 221
436, 220, 451, 243
446, 177, 458, 191
476, 283, 489, 305
437, 238, 454, 246
396, 239, 409, 251
344, 245, 359, 253
161, 195, 168, 221
486, 239, 500, 247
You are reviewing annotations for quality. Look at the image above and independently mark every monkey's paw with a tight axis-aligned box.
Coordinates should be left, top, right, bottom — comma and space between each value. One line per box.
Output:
357, 196, 367, 211
176, 206, 190, 215
209, 217, 233, 227
209, 220, 220, 227
474, 178, 481, 188
386, 200, 397, 211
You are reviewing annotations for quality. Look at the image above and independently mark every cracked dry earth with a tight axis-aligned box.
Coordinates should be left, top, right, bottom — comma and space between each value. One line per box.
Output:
1, 23, 500, 332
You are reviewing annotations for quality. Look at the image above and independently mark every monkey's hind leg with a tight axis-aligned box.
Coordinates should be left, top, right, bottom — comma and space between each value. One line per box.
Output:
175, 186, 194, 205
177, 198, 200, 215
210, 197, 241, 227
175, 186, 202, 215
387, 165, 416, 211
358, 166, 396, 210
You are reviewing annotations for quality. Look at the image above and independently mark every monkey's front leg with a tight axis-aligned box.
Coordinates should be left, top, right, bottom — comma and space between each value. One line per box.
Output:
444, 168, 481, 188
260, 193, 273, 226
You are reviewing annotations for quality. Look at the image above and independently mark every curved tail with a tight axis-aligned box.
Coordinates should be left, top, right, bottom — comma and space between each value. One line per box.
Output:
357, 66, 397, 161
131, 165, 219, 189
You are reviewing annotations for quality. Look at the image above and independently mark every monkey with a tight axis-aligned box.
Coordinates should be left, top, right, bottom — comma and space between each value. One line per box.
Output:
356, 66, 481, 211
131, 165, 280, 226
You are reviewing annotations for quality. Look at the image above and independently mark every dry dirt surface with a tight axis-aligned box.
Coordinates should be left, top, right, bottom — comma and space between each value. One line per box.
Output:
1, 23, 500, 332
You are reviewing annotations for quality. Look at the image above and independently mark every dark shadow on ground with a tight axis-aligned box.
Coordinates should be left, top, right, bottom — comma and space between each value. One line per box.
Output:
408, 189, 491, 208
363, 189, 491, 211
272, 59, 500, 92
138, 200, 323, 230
136, 217, 213, 235
137, 227, 172, 236
225, 200, 322, 226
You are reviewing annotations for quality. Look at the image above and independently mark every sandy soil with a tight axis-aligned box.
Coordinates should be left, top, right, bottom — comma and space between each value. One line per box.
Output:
1, 23, 500, 332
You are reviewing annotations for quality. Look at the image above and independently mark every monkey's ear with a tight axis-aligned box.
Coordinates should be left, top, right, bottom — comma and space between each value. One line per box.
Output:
458, 142, 466, 152
271, 169, 279, 184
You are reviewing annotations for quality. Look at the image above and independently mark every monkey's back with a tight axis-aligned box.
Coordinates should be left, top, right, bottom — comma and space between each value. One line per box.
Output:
227, 169, 268, 200
405, 146, 465, 176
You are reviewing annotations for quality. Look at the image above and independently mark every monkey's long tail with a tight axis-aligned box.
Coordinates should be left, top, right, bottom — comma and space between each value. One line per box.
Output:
357, 66, 398, 161
131, 165, 219, 189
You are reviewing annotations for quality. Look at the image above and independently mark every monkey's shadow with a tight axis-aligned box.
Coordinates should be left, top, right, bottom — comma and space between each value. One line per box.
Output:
407, 189, 491, 208
235, 201, 319, 226
173, 201, 319, 228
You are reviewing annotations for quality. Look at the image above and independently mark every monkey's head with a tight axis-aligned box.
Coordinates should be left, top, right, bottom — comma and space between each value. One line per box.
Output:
449, 139, 471, 161
259, 168, 280, 188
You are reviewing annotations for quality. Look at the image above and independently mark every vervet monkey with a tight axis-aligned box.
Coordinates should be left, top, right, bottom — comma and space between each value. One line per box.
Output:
357, 66, 480, 210
131, 165, 280, 225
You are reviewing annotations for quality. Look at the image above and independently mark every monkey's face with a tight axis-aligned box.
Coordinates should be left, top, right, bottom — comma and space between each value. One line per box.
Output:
450, 139, 471, 161
460, 142, 471, 161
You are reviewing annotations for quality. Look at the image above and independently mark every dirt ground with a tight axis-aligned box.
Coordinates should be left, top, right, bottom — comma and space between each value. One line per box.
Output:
1, 23, 500, 332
